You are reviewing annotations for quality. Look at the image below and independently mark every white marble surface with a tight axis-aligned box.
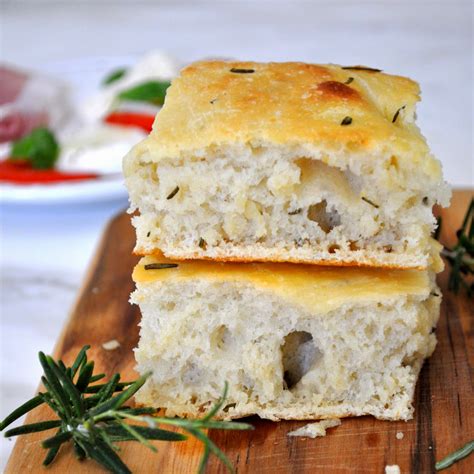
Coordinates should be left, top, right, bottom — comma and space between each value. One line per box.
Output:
0, 0, 472, 468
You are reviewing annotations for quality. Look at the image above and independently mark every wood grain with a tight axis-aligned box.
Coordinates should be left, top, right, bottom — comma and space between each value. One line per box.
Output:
5, 190, 474, 474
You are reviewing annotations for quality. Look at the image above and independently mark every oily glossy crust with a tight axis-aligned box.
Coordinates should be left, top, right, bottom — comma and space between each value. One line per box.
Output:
137, 61, 435, 170
132, 255, 431, 299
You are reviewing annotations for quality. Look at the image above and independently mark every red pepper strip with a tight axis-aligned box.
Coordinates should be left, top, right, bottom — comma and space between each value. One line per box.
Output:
0, 160, 98, 184
104, 112, 155, 132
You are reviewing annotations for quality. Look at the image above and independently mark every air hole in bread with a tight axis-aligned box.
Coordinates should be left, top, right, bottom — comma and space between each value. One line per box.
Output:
307, 200, 341, 233
328, 244, 340, 254
281, 331, 321, 389
389, 156, 399, 170
349, 241, 360, 251
364, 323, 375, 338
211, 324, 233, 350
182, 361, 203, 385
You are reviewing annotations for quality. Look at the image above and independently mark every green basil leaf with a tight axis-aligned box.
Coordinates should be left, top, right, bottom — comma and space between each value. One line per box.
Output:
117, 80, 171, 105
11, 128, 60, 170
102, 68, 127, 86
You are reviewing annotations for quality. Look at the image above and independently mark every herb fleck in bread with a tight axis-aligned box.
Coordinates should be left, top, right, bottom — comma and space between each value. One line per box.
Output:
124, 60, 450, 269
132, 255, 441, 421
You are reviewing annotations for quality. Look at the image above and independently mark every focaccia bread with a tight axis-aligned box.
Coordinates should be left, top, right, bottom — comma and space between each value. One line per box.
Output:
124, 60, 450, 269
132, 255, 441, 421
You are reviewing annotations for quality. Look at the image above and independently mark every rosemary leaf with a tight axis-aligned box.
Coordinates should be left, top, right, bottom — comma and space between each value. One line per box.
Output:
86, 438, 132, 474
189, 428, 235, 473
43, 429, 62, 466
42, 431, 73, 449
117, 420, 157, 452
435, 440, 474, 470
89, 373, 106, 383
144, 263, 179, 270
99, 428, 119, 453
5, 420, 61, 437
392, 105, 406, 123
39, 353, 73, 420
119, 407, 156, 416
341, 116, 352, 126
47, 356, 84, 416
41, 390, 67, 420
341, 65, 382, 72
84, 381, 132, 394
71, 345, 90, 378
203, 382, 228, 421
196, 420, 254, 431
41, 377, 69, 421
97, 374, 121, 403
76, 361, 95, 392
43, 447, 60, 466
88, 372, 150, 417
105, 424, 186, 442
166, 186, 180, 200
361, 196, 379, 208
198, 445, 211, 474
230, 68, 255, 74
73, 441, 86, 460
0, 395, 43, 430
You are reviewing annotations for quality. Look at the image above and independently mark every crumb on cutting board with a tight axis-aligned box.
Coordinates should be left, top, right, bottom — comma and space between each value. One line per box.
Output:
102, 339, 121, 350
396, 431, 404, 440
287, 418, 341, 438
385, 465, 400, 474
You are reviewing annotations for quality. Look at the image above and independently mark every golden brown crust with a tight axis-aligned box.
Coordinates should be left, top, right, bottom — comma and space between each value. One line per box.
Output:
138, 60, 434, 172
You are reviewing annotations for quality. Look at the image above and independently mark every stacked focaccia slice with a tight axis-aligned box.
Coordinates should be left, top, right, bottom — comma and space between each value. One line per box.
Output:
124, 60, 450, 421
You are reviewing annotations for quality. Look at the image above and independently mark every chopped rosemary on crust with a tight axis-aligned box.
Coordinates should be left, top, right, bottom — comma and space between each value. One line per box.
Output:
166, 186, 180, 200
340, 116, 353, 126
144, 263, 179, 270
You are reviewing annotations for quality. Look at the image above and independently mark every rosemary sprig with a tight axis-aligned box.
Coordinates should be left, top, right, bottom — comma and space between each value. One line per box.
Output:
435, 440, 474, 470
0, 346, 253, 473
437, 198, 474, 295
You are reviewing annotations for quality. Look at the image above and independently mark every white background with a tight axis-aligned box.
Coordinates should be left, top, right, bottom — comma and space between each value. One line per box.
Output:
0, 0, 473, 468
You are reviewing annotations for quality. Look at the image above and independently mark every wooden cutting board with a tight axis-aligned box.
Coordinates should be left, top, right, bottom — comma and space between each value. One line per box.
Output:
6, 190, 473, 474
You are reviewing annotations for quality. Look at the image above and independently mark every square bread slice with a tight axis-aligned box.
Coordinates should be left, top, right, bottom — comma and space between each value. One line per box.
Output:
124, 60, 450, 269
132, 254, 441, 421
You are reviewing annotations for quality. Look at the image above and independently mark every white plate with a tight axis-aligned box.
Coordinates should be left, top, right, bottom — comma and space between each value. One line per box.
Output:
0, 176, 127, 204
0, 53, 177, 206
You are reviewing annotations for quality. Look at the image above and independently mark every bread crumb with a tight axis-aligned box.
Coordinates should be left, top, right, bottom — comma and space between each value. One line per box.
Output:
396, 431, 404, 440
102, 339, 120, 351
287, 418, 341, 438
385, 465, 400, 474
